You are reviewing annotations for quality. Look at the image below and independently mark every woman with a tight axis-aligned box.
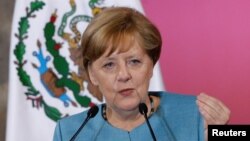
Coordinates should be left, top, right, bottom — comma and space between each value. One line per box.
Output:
53, 7, 230, 141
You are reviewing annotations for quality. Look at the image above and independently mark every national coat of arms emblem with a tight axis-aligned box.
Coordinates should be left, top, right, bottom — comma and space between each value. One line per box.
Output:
13, 0, 106, 121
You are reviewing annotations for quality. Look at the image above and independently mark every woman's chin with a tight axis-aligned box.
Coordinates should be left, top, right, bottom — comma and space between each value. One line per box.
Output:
117, 102, 140, 111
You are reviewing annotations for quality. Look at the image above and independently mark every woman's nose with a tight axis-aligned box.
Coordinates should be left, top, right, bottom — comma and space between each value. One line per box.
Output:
117, 64, 132, 82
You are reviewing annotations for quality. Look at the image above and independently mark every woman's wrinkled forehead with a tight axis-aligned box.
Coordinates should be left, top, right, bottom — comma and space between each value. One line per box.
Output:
101, 32, 143, 58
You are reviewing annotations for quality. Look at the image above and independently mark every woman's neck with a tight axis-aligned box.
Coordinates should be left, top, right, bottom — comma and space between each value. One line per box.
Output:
104, 96, 156, 131
106, 106, 145, 131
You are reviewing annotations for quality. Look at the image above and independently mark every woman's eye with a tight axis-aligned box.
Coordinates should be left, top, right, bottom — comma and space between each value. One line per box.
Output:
103, 62, 115, 69
129, 59, 141, 65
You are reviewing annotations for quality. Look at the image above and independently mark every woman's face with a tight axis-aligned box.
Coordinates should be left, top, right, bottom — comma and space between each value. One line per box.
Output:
88, 42, 153, 112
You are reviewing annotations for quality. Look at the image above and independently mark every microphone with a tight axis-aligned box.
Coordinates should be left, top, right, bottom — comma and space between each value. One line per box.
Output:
69, 105, 99, 141
139, 103, 157, 141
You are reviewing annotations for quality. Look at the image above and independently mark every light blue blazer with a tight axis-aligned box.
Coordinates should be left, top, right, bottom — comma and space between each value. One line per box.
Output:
53, 91, 204, 141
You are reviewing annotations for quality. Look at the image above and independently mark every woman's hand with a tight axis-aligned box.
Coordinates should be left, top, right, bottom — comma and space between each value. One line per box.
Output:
196, 93, 230, 141
197, 93, 230, 125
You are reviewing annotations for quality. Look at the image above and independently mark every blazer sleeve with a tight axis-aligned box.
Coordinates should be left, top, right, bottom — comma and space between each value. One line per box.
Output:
198, 110, 205, 141
53, 121, 63, 141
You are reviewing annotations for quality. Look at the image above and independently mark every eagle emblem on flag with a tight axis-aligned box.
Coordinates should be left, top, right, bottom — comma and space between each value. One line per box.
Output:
13, 0, 106, 121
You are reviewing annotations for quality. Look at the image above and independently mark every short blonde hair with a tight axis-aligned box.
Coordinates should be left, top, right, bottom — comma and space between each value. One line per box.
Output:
81, 7, 162, 71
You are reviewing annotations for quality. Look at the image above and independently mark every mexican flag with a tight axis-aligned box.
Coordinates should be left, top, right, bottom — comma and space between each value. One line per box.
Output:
6, 0, 164, 141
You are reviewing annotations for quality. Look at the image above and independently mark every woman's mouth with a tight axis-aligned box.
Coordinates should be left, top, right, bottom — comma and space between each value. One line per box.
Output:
118, 88, 134, 96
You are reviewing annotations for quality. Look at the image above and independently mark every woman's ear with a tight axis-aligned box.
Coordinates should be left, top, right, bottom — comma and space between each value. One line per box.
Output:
88, 66, 98, 86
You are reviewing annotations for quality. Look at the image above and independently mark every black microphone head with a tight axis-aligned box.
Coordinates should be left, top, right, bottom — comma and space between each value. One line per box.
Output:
87, 105, 99, 118
139, 103, 148, 115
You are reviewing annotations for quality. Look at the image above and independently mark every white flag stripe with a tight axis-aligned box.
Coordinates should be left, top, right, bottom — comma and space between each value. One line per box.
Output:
150, 62, 165, 91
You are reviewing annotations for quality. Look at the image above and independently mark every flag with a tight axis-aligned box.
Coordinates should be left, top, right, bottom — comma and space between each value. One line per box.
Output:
6, 0, 165, 141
